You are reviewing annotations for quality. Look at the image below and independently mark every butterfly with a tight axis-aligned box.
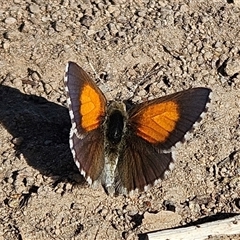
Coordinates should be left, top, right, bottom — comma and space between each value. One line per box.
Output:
64, 61, 211, 195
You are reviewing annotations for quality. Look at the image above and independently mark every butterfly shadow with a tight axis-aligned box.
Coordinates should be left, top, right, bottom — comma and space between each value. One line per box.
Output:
0, 85, 85, 186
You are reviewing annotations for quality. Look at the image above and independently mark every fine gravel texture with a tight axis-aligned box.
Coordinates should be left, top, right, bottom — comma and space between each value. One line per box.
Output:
0, 0, 240, 239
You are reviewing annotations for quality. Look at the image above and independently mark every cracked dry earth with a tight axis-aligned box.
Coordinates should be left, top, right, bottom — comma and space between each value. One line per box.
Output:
0, 0, 240, 239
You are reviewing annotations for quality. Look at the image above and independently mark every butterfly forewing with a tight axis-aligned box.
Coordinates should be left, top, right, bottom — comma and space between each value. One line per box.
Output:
65, 62, 107, 135
129, 88, 211, 150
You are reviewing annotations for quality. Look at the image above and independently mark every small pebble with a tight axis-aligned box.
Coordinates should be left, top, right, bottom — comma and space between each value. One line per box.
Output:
5, 17, 17, 25
107, 5, 119, 14
137, 10, 146, 17
12, 137, 24, 146
29, 4, 40, 14
31, 71, 41, 81
108, 23, 118, 35
2, 41, 10, 49
80, 15, 93, 28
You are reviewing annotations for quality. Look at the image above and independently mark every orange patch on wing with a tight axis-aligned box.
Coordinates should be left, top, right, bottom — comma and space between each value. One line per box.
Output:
80, 84, 104, 131
132, 101, 180, 143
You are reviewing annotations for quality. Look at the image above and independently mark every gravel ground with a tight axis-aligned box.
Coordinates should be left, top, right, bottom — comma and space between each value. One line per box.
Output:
0, 0, 240, 239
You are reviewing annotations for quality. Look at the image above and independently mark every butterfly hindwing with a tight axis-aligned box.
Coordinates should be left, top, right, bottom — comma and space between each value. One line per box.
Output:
116, 134, 173, 193
70, 129, 105, 183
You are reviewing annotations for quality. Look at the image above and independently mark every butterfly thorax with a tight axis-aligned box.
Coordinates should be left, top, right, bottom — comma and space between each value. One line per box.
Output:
105, 101, 127, 144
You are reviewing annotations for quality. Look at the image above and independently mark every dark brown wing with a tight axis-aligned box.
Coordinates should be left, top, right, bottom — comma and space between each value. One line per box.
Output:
116, 134, 173, 193
65, 62, 107, 184
128, 88, 212, 149
115, 88, 211, 193
70, 129, 104, 183
65, 61, 107, 136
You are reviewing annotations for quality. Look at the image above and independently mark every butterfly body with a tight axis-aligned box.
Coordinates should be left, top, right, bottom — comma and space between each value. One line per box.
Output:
65, 61, 212, 195
102, 101, 127, 194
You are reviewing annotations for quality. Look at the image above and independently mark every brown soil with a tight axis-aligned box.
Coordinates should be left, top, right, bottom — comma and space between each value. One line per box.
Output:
0, 0, 239, 239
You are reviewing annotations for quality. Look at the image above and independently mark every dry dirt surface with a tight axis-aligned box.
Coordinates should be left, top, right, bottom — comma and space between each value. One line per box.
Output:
0, 0, 240, 239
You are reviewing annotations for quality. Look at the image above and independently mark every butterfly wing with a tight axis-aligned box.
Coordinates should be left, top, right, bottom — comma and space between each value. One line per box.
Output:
129, 88, 212, 149
116, 88, 211, 193
65, 62, 106, 183
116, 134, 173, 193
